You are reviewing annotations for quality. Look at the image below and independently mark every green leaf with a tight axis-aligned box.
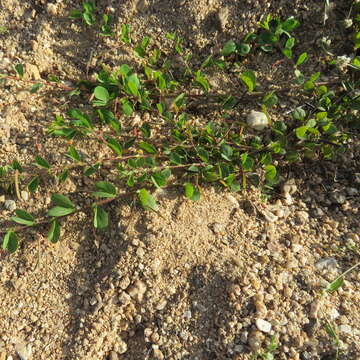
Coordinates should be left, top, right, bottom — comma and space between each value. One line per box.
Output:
285, 37, 295, 50
51, 193, 75, 208
30, 83, 43, 93
262, 92, 278, 108
120, 23, 131, 44
184, 182, 194, 198
237, 43, 251, 56
138, 188, 157, 211
48, 220, 60, 243
58, 169, 69, 183
240, 70, 256, 92
106, 137, 123, 156
66, 146, 81, 162
83, 11, 96, 26
84, 164, 99, 177
11, 159, 23, 172
194, 70, 210, 92
296, 52, 308, 66
139, 141, 157, 154
326, 276, 344, 293
281, 17, 300, 32
67, 109, 93, 128
220, 143, 233, 161
2, 231, 19, 253
151, 172, 167, 188
292, 107, 306, 121
11, 209, 35, 226
241, 153, 254, 171
173, 93, 186, 109
222, 40, 237, 56
265, 165, 277, 181
127, 73, 140, 97
170, 151, 183, 165
14, 64, 24, 78
324, 323, 339, 343
47, 206, 76, 217
34, 155, 51, 169
197, 147, 209, 162
93, 181, 117, 198
93, 86, 110, 106
69, 9, 82, 19
93, 206, 109, 229
282, 48, 292, 59
27, 176, 40, 193
121, 98, 134, 116
295, 126, 308, 140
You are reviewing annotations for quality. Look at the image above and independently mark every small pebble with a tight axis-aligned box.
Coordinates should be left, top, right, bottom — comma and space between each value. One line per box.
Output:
127, 280, 147, 302
338, 324, 352, 334
46, 3, 58, 15
255, 319, 272, 333
217, 7, 229, 31
4, 199, 16, 211
109, 351, 118, 360
332, 192, 346, 204
347, 187, 358, 196
152, 347, 164, 360
20, 191, 29, 201
315, 257, 338, 272
15, 343, 31, 360
156, 299, 167, 311
247, 111, 269, 131
136, 247, 145, 257
117, 339, 127, 354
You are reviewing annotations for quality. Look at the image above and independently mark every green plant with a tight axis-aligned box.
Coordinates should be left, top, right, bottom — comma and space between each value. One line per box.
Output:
0, 10, 358, 253
251, 336, 278, 360
69, 1, 97, 26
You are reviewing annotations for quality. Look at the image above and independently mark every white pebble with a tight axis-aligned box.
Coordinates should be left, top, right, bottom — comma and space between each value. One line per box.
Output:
255, 318, 272, 333
246, 111, 269, 131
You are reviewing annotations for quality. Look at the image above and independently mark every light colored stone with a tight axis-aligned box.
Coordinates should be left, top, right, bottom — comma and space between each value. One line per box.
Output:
127, 280, 147, 302
246, 111, 269, 131
283, 180, 297, 195
329, 308, 340, 320
15, 343, 31, 360
117, 339, 127, 354
46, 3, 58, 16
261, 209, 278, 222
109, 351, 118, 360
152, 347, 164, 360
339, 324, 352, 334
156, 299, 167, 311
21, 191, 29, 201
315, 257, 338, 272
309, 299, 321, 318
217, 7, 229, 31
24, 64, 41, 80
136, 247, 145, 257
226, 194, 239, 208
4, 200, 16, 211
119, 291, 131, 305
332, 192, 346, 204
255, 319, 272, 333
295, 210, 309, 225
